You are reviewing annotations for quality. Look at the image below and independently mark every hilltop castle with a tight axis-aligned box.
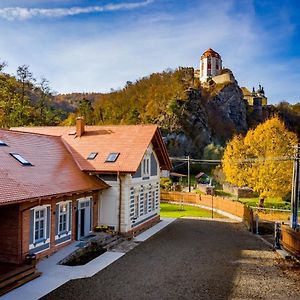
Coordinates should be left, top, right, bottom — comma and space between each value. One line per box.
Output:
195, 48, 268, 106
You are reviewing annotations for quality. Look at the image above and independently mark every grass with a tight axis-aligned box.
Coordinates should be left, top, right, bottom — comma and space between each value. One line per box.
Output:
214, 189, 291, 210
160, 202, 225, 218
237, 197, 291, 210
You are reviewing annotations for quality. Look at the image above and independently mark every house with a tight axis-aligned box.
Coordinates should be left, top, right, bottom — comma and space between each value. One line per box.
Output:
195, 172, 210, 184
0, 129, 109, 265
12, 118, 171, 237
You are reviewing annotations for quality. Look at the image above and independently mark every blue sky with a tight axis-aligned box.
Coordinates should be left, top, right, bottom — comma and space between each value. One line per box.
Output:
0, 0, 299, 104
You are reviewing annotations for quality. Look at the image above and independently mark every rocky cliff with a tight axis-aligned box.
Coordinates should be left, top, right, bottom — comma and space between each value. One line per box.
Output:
160, 74, 248, 157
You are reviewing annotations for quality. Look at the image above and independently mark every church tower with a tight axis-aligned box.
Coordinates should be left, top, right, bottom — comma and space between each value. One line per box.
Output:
200, 48, 222, 83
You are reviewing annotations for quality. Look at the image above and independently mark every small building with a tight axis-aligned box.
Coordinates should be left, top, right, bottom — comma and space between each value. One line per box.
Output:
195, 172, 210, 184
199, 48, 222, 83
241, 85, 268, 106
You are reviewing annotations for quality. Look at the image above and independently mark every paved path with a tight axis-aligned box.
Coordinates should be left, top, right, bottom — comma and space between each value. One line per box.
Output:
42, 219, 300, 300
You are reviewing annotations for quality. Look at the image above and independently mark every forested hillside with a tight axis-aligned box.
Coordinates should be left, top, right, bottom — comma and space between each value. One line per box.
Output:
0, 62, 66, 127
61, 68, 195, 126
1, 60, 299, 157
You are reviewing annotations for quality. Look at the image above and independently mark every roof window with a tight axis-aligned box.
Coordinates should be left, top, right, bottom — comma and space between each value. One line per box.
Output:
68, 131, 76, 135
105, 152, 120, 163
10, 153, 32, 166
87, 152, 98, 160
0, 140, 7, 146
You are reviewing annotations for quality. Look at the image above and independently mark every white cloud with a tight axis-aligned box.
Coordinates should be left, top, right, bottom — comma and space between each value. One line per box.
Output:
0, 0, 153, 20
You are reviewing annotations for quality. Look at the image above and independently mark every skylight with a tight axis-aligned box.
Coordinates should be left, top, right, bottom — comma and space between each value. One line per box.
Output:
105, 152, 120, 163
68, 131, 76, 135
10, 153, 32, 166
87, 152, 98, 160
0, 140, 7, 146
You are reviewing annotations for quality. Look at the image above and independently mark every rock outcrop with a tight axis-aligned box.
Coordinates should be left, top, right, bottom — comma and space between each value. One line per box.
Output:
160, 74, 248, 157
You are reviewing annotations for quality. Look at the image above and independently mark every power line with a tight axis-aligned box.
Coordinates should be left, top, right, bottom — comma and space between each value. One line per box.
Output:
170, 156, 294, 164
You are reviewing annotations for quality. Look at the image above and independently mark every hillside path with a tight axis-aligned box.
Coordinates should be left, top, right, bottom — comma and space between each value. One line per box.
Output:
42, 218, 300, 300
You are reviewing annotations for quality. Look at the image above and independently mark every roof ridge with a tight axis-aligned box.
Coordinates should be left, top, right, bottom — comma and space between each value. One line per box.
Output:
8, 128, 62, 139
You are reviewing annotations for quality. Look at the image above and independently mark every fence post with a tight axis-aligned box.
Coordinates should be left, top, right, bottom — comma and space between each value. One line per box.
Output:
211, 195, 214, 219
255, 213, 259, 234
274, 222, 281, 249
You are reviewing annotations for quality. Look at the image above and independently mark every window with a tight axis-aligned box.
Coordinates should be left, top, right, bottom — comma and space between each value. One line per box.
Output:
151, 191, 156, 211
68, 131, 76, 135
144, 193, 148, 215
10, 153, 32, 166
106, 152, 120, 162
34, 208, 46, 242
0, 140, 7, 146
87, 152, 98, 160
59, 203, 68, 233
134, 195, 139, 218
142, 156, 150, 177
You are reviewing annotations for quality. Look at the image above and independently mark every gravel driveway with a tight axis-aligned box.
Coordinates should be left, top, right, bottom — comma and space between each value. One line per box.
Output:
42, 218, 300, 300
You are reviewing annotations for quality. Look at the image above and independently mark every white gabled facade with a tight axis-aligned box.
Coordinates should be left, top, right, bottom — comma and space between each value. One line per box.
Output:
98, 143, 161, 234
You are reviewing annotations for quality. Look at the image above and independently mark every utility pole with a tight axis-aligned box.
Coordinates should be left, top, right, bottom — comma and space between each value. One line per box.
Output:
291, 144, 300, 229
187, 155, 191, 192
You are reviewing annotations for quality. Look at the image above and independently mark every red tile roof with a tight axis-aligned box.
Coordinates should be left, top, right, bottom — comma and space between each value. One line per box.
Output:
0, 129, 109, 206
12, 125, 172, 173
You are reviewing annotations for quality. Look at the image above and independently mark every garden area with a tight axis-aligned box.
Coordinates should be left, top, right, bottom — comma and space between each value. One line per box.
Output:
160, 202, 225, 219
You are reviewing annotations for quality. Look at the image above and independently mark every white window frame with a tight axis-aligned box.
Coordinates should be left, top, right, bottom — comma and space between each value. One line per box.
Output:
142, 155, 150, 177
29, 205, 50, 250
57, 201, 72, 238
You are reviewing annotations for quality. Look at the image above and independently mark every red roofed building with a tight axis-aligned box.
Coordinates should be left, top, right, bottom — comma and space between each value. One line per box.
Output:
11, 119, 171, 249
0, 129, 109, 265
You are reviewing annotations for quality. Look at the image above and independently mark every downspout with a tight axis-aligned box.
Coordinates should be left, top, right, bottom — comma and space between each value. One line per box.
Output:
118, 172, 122, 234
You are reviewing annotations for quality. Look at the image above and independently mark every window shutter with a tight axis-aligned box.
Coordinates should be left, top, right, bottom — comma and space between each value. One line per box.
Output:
30, 209, 34, 244
46, 206, 50, 239
68, 202, 72, 232
55, 204, 59, 236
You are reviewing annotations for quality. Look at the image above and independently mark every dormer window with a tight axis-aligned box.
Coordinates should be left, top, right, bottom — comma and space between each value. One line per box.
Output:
0, 140, 7, 146
10, 153, 32, 166
87, 152, 98, 160
106, 152, 120, 163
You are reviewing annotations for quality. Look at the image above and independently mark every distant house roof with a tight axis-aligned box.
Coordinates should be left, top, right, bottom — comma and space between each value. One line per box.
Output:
170, 172, 187, 178
11, 124, 172, 173
195, 172, 209, 179
0, 129, 109, 206
240, 87, 252, 96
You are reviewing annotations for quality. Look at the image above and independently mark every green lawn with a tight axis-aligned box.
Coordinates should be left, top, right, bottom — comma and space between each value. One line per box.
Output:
214, 189, 291, 210
160, 202, 225, 218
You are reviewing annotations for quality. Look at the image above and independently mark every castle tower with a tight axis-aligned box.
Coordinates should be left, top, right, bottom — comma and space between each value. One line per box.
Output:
200, 48, 222, 83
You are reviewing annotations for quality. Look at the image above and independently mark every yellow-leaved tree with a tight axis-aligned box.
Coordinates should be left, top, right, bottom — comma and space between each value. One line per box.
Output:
222, 116, 297, 201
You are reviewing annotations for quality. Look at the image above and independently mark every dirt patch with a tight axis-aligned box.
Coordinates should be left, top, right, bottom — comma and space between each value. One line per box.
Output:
61, 242, 107, 266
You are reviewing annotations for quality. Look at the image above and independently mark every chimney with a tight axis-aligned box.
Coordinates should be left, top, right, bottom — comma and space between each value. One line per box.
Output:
76, 117, 85, 137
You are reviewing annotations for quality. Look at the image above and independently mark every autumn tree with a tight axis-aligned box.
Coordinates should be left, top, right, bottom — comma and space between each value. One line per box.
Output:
222, 116, 297, 202
77, 98, 94, 125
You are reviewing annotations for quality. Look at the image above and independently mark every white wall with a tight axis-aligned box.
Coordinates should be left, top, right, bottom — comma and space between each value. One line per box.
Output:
200, 56, 222, 83
99, 183, 119, 230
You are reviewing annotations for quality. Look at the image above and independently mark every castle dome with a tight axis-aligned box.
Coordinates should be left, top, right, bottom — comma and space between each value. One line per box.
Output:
201, 48, 221, 59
